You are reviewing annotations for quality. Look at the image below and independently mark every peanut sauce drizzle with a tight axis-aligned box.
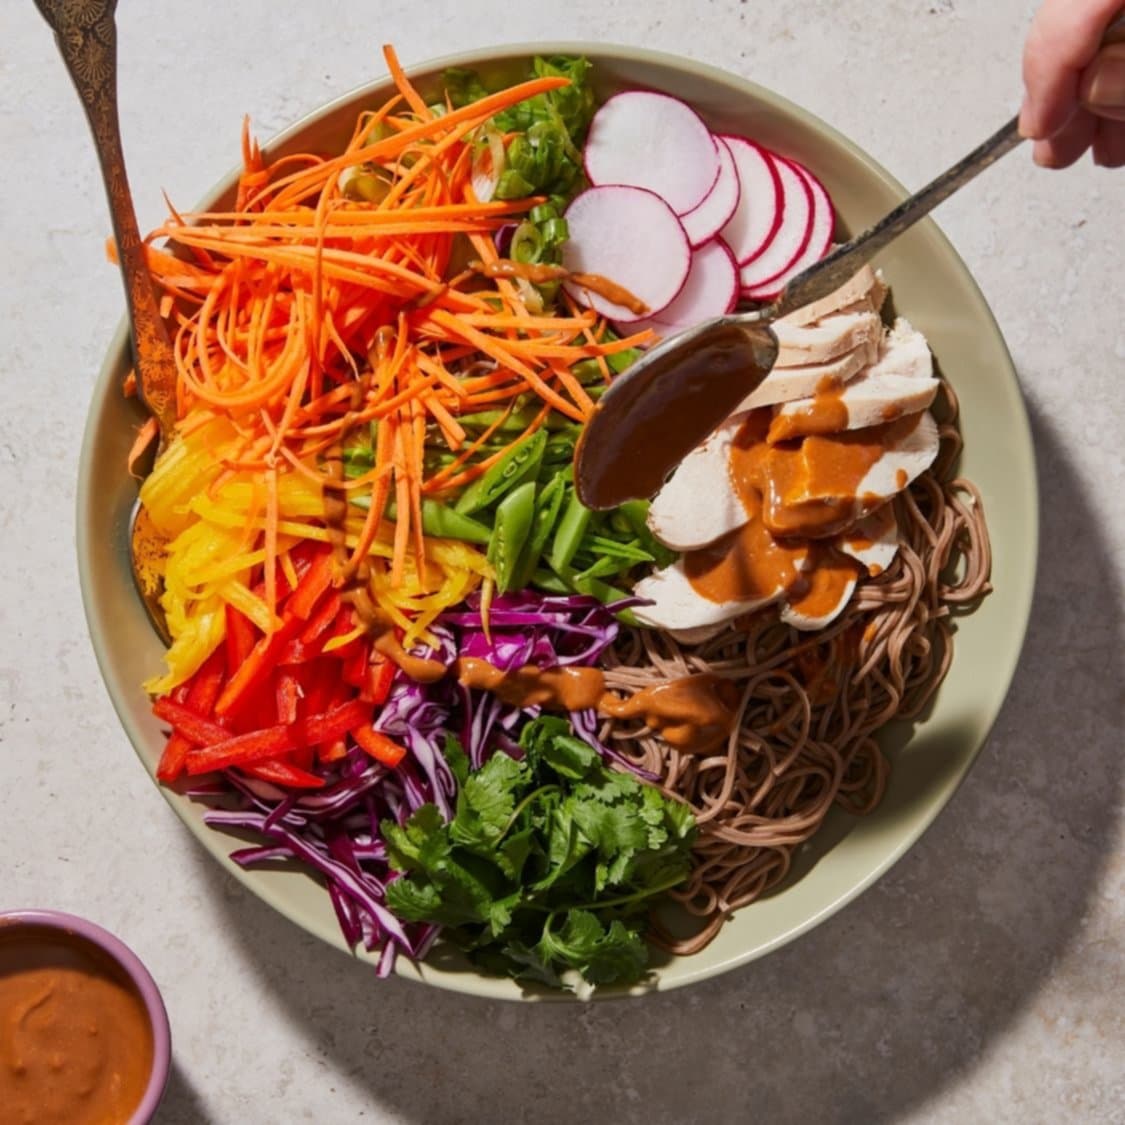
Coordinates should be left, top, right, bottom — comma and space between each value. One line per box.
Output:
455, 658, 740, 755
474, 259, 649, 315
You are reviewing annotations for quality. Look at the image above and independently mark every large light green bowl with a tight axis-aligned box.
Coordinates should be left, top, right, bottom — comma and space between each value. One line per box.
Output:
77, 44, 1037, 1000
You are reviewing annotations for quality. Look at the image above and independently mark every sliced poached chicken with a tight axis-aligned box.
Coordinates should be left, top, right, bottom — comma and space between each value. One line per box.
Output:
837, 504, 899, 577
646, 419, 744, 551
772, 310, 884, 368
774, 264, 886, 328
767, 319, 938, 441
636, 270, 942, 635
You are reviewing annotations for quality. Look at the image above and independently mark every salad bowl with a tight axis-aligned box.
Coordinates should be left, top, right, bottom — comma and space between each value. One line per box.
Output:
77, 43, 1036, 999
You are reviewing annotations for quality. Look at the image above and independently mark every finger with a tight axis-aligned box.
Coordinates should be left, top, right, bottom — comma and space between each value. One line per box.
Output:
1080, 42, 1125, 121
1021, 0, 1124, 138
1032, 109, 1099, 167
1092, 116, 1125, 165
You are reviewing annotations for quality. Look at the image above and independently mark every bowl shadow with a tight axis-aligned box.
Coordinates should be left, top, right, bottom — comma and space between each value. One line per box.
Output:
187, 397, 1119, 1125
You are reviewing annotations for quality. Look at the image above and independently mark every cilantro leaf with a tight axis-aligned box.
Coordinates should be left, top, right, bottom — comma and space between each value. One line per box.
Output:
449, 749, 527, 855
382, 715, 696, 990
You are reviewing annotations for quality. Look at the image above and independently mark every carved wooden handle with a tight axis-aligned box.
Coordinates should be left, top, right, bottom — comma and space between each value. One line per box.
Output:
36, 0, 177, 440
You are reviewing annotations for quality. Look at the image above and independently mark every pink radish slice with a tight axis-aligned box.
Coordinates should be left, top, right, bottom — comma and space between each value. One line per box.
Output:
718, 136, 783, 265
562, 185, 691, 323
584, 91, 721, 215
742, 162, 836, 300
737, 155, 814, 292
681, 139, 740, 247
622, 239, 739, 335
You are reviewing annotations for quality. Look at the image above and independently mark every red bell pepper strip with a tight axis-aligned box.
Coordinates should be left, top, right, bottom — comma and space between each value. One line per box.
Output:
215, 623, 298, 718
299, 699, 371, 744
275, 669, 302, 724
351, 725, 407, 768
241, 760, 326, 789
184, 725, 294, 774
225, 606, 257, 678
217, 549, 346, 717
284, 548, 336, 621
154, 697, 240, 746
299, 591, 342, 645
185, 699, 371, 774
341, 640, 370, 688
154, 652, 227, 781
362, 656, 395, 705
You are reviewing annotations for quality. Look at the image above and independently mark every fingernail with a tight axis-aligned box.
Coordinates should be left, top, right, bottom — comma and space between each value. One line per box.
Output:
1018, 96, 1034, 139
1032, 139, 1057, 168
1082, 52, 1125, 111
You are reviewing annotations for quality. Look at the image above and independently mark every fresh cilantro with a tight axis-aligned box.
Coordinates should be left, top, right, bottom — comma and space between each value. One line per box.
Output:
381, 719, 695, 990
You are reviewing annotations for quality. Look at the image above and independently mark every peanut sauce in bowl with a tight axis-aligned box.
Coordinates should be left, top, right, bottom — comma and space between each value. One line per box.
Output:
0, 912, 170, 1125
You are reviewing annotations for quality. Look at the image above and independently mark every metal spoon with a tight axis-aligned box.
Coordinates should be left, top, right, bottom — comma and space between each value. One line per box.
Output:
37, 0, 175, 641
573, 114, 1025, 510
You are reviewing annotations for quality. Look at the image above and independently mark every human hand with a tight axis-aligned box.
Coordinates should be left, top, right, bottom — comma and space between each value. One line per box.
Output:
1020, 0, 1125, 167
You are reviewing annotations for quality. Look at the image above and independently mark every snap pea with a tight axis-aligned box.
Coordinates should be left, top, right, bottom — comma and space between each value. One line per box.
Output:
573, 554, 636, 581
348, 496, 493, 545
546, 560, 633, 610
542, 429, 578, 467
510, 472, 568, 592
418, 501, 493, 545
607, 347, 642, 375
547, 490, 591, 573
531, 568, 571, 595
583, 535, 655, 564
611, 500, 676, 567
455, 429, 546, 515
488, 480, 538, 592
456, 403, 575, 435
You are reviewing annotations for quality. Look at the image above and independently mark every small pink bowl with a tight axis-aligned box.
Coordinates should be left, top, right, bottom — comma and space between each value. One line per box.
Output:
0, 909, 171, 1124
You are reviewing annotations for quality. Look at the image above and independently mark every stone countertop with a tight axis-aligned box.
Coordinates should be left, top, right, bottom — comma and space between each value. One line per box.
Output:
2, 2, 1122, 1122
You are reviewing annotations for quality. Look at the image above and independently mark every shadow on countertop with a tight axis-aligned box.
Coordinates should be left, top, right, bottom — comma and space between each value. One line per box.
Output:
160, 400, 1122, 1125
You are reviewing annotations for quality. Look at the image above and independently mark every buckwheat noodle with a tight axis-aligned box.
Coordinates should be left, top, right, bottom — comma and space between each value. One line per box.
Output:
601, 384, 992, 954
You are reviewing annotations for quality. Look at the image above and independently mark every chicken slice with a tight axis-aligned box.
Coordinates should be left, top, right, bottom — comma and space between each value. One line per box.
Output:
647, 418, 746, 551
738, 346, 873, 412
776, 265, 887, 328
836, 505, 899, 577
772, 310, 885, 368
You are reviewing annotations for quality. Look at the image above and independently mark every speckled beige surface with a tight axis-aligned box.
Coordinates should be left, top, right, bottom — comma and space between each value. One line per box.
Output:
2, 2, 1122, 1122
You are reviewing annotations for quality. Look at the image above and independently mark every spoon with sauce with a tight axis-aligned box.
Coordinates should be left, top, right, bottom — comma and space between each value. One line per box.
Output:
36, 0, 177, 641
573, 113, 1026, 509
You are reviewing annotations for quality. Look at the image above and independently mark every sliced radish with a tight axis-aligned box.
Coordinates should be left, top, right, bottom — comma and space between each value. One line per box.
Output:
718, 136, 783, 265
737, 155, 814, 293
584, 91, 720, 215
743, 161, 835, 300
623, 239, 739, 335
561, 185, 691, 323
681, 139, 740, 247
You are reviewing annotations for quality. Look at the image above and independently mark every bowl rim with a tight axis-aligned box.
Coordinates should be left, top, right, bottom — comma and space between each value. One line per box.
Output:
0, 908, 172, 1120
76, 40, 1038, 1002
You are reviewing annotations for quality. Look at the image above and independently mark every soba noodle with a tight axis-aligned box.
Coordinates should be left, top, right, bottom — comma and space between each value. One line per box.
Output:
601, 384, 992, 954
